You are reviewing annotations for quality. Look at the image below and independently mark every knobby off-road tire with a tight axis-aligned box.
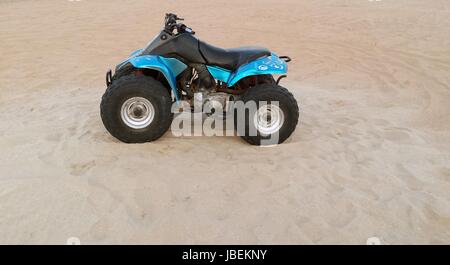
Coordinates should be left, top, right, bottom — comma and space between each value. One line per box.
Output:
237, 83, 299, 145
100, 75, 173, 143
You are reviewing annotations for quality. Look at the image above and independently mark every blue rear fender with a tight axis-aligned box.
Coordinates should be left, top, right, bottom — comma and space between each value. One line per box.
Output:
207, 53, 288, 87
116, 53, 187, 101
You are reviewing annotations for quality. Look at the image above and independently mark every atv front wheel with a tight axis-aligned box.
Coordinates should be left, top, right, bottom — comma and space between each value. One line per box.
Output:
237, 83, 299, 145
100, 75, 173, 143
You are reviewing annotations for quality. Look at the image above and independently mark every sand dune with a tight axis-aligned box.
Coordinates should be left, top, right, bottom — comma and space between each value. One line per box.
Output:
0, 0, 449, 244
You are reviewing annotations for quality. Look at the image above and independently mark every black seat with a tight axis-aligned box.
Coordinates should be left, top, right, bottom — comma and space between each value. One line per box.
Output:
199, 41, 271, 70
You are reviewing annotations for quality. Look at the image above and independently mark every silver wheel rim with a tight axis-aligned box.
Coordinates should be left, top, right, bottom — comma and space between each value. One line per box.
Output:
120, 97, 155, 129
253, 104, 285, 135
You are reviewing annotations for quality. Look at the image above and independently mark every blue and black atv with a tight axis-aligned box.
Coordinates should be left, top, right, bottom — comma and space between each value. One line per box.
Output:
101, 13, 299, 145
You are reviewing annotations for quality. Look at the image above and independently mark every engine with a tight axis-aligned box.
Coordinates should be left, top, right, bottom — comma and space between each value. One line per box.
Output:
179, 66, 232, 116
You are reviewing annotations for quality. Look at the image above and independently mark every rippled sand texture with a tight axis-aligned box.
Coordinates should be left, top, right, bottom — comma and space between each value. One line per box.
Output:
0, 0, 449, 244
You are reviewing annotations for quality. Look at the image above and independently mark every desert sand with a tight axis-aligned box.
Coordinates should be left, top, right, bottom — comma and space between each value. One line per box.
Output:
0, 0, 449, 244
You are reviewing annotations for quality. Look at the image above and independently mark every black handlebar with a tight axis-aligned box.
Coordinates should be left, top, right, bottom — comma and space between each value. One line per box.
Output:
164, 13, 194, 35
165, 13, 183, 24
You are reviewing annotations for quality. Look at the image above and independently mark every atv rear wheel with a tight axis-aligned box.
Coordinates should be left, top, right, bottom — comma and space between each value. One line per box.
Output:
237, 83, 299, 145
100, 75, 173, 143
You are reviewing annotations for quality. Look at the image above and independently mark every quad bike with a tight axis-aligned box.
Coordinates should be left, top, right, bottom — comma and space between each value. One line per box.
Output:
101, 13, 299, 145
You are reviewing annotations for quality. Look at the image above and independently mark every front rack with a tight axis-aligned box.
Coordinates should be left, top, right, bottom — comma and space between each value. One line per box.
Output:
106, 69, 112, 86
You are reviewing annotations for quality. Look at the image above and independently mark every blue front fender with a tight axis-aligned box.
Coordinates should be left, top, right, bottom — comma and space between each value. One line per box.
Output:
117, 53, 187, 100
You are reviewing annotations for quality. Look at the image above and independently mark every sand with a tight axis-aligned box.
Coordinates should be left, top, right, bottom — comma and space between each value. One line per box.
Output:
0, 0, 449, 244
